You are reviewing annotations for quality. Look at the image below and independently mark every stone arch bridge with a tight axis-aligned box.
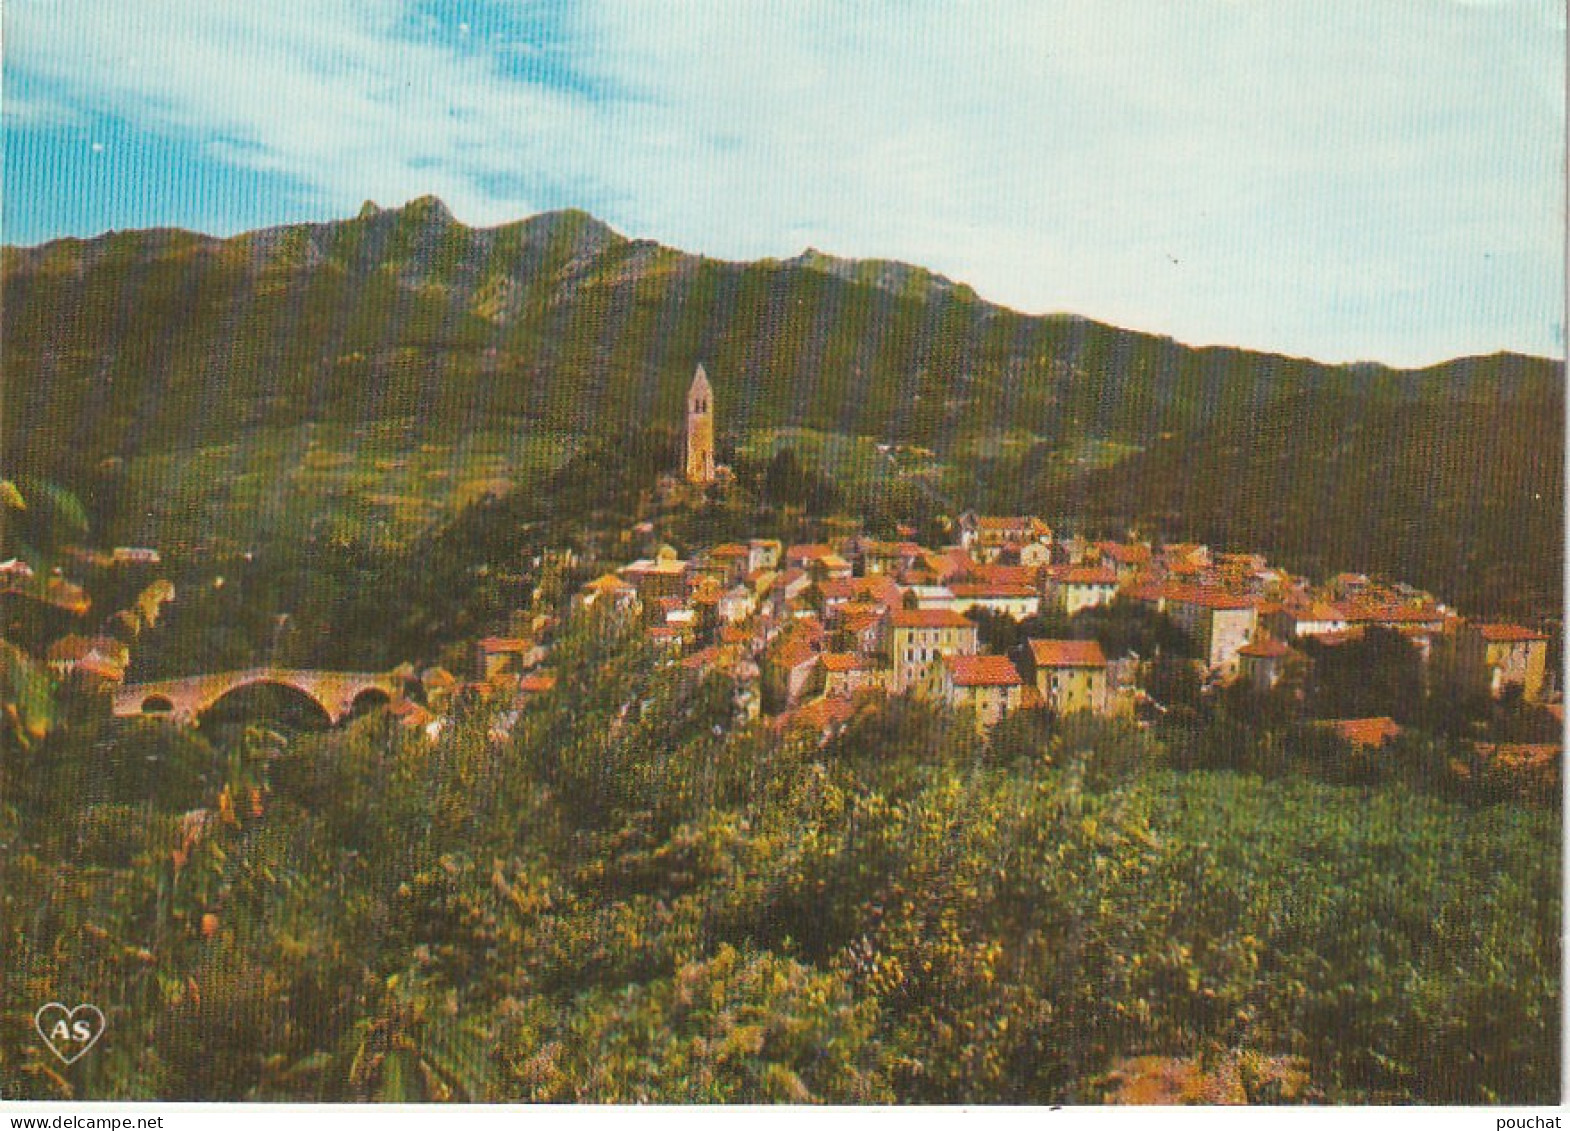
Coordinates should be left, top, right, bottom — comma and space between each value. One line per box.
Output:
112, 667, 412, 726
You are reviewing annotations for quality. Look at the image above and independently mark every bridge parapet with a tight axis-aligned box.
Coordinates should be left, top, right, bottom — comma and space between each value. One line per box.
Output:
113, 667, 410, 725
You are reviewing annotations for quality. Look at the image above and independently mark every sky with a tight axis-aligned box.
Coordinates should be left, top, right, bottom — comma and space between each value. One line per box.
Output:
3, 0, 1564, 366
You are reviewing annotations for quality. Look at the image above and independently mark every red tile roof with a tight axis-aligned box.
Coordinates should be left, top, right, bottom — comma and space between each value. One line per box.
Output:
769, 638, 821, 670
820, 652, 866, 672
1238, 636, 1291, 658
1286, 601, 1347, 623
944, 654, 1024, 687
891, 608, 974, 630
681, 646, 723, 671
1097, 542, 1152, 565
864, 540, 923, 557
1164, 585, 1255, 611
785, 695, 860, 734
1029, 639, 1107, 668
842, 610, 886, 635
931, 549, 976, 579
1477, 623, 1548, 643
785, 543, 833, 561
478, 636, 532, 653
46, 635, 95, 663
1473, 743, 1561, 770
1343, 603, 1443, 625
1327, 717, 1403, 748
73, 657, 126, 683
971, 564, 1037, 587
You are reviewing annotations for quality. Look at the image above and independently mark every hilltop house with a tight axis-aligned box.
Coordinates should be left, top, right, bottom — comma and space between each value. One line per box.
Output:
1160, 586, 1258, 676
887, 608, 979, 694
957, 514, 1051, 563
1236, 635, 1293, 693
762, 630, 823, 711
948, 582, 1041, 620
935, 654, 1029, 729
619, 556, 690, 612
575, 573, 641, 618
1026, 638, 1110, 716
1043, 565, 1119, 616
1450, 622, 1551, 703
822, 652, 881, 697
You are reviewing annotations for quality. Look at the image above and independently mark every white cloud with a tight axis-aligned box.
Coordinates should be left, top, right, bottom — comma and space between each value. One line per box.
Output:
6, 0, 595, 223
557, 1, 1563, 362
1, 92, 83, 128
4, 0, 1562, 364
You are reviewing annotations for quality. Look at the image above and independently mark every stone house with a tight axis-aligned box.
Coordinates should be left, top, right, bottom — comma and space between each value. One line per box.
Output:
1452, 622, 1551, 702
935, 653, 1028, 729
1026, 638, 1109, 716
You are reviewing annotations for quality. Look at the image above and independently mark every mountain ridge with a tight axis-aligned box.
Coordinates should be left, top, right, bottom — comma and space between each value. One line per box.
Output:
2, 196, 1561, 617
5, 194, 1559, 373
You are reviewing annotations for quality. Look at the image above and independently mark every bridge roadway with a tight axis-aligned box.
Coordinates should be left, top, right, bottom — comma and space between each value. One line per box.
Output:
112, 667, 410, 725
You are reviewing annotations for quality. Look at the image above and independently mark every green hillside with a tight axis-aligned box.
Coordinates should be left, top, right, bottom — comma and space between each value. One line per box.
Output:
1060, 393, 1562, 620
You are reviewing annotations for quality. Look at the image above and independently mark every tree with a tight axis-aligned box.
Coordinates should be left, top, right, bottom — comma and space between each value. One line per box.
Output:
1302, 627, 1422, 722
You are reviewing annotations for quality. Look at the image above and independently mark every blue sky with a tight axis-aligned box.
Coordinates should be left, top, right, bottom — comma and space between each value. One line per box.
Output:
3, 0, 1564, 366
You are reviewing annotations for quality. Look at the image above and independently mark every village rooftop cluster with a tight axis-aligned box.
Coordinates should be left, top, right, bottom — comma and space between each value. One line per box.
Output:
460, 367, 1554, 750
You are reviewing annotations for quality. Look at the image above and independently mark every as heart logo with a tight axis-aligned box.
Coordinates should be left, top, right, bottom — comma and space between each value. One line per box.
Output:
34, 1002, 105, 1065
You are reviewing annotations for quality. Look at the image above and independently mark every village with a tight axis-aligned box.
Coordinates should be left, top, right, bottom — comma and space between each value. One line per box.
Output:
11, 364, 1557, 782
445, 366, 1556, 764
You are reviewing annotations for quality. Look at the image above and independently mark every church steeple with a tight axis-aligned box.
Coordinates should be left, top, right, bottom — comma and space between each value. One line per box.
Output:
684, 364, 715, 484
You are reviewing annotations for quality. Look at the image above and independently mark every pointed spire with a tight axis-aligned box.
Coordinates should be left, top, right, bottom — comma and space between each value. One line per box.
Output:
689, 363, 712, 397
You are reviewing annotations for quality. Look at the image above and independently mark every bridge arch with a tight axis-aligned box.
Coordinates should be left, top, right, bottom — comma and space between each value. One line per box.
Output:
141, 695, 175, 715
347, 687, 392, 718
200, 678, 335, 729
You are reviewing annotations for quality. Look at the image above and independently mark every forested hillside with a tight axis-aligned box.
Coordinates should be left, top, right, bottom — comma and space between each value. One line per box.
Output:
1057, 393, 1562, 619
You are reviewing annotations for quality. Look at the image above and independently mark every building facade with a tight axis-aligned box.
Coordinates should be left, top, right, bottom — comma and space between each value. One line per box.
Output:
1027, 638, 1109, 715
887, 608, 979, 694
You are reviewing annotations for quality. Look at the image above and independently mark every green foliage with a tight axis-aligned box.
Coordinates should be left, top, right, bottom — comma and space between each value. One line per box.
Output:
1301, 627, 1424, 723
971, 601, 1196, 661
501, 945, 890, 1102
0, 638, 57, 749
0, 617, 1557, 1104
751, 447, 843, 514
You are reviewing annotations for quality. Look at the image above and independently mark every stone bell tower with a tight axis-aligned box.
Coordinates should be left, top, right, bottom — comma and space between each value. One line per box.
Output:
684, 364, 716, 484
